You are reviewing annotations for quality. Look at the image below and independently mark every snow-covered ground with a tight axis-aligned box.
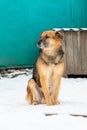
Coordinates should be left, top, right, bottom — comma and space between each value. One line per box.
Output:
0, 69, 87, 130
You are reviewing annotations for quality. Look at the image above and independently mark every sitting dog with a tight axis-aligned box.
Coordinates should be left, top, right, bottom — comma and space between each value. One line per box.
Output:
26, 30, 64, 105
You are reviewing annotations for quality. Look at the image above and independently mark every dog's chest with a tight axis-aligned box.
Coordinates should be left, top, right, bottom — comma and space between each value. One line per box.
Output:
45, 64, 58, 90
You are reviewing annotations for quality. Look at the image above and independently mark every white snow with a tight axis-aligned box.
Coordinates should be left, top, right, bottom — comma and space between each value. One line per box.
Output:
0, 71, 87, 130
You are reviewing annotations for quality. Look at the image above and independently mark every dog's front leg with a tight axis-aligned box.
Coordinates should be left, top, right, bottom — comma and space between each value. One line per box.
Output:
40, 74, 52, 105
51, 76, 61, 105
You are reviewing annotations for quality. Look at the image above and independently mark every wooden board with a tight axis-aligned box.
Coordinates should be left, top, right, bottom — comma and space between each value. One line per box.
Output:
72, 31, 78, 74
62, 32, 67, 76
64, 31, 74, 74
64, 30, 87, 75
80, 31, 87, 74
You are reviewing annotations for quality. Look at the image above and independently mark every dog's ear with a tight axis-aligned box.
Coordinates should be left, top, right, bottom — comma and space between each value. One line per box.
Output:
55, 31, 64, 40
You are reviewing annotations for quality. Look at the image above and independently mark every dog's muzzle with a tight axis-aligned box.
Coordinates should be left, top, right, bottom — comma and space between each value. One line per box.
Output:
37, 40, 48, 49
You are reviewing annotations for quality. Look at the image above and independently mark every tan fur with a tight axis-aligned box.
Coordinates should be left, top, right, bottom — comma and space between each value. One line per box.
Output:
26, 30, 64, 105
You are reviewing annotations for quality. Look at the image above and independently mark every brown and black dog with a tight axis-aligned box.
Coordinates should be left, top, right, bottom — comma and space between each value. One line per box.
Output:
26, 30, 64, 105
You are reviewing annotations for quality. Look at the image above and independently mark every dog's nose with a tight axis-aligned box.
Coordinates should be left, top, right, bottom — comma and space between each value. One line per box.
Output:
37, 40, 42, 46
37, 40, 43, 48
37, 40, 48, 49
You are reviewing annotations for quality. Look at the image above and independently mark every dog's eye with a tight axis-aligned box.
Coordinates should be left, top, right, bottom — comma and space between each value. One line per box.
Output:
45, 35, 50, 38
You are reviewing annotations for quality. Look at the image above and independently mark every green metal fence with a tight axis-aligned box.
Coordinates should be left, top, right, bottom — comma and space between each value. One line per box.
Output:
0, 0, 87, 68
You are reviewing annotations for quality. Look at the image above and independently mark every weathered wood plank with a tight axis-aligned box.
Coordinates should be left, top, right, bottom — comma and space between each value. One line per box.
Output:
65, 31, 74, 74
72, 31, 78, 74
62, 31, 67, 76
80, 31, 87, 74
80, 31, 85, 74
63, 30, 87, 75
76, 31, 82, 74
84, 31, 87, 74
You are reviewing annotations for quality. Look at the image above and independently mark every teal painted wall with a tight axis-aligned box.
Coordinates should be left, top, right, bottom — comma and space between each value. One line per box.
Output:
0, 0, 87, 68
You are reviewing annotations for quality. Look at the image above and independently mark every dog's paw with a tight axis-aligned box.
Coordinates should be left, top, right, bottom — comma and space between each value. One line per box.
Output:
52, 100, 60, 105
46, 100, 52, 106
32, 102, 38, 105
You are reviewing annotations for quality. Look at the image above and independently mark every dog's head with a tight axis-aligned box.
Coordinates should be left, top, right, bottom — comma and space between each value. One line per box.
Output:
37, 30, 63, 49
